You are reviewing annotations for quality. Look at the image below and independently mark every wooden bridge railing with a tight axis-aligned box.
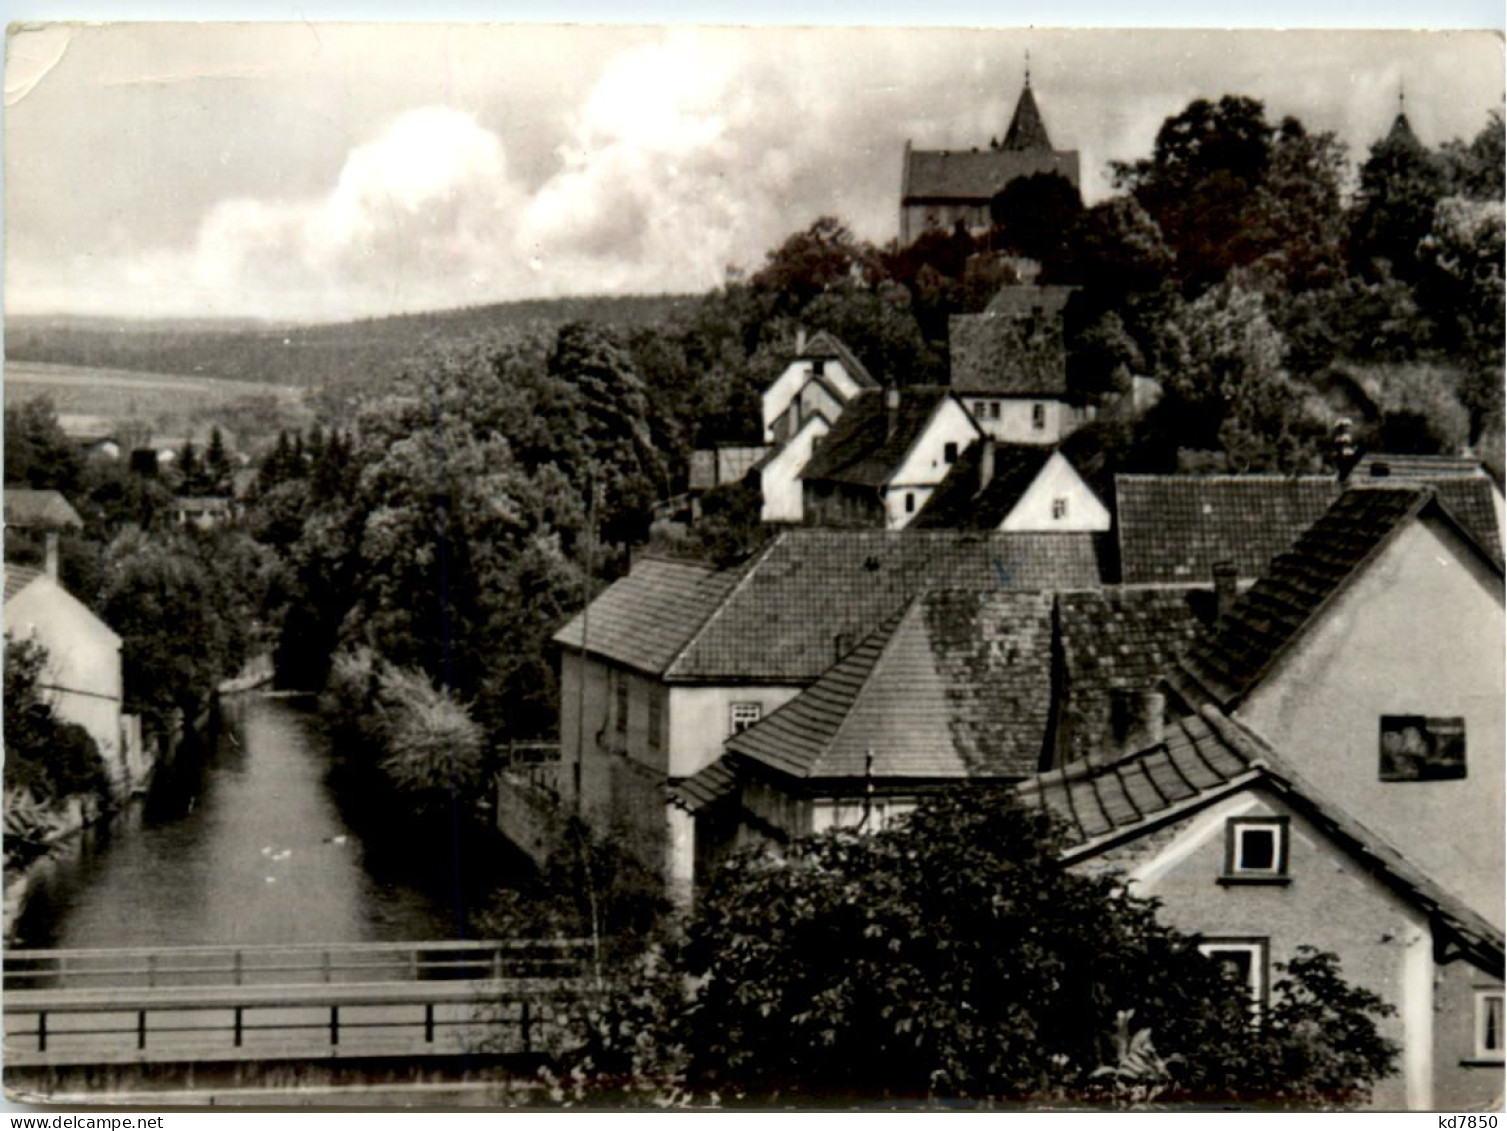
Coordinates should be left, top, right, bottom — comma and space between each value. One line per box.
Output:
3, 938, 592, 992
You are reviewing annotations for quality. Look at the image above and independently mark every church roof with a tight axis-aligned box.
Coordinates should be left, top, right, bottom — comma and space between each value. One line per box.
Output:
902, 148, 1080, 205
1003, 81, 1053, 151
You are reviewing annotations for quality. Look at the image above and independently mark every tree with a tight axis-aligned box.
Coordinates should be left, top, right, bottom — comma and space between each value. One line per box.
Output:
1440, 110, 1506, 201
4, 398, 84, 494
3, 636, 109, 805
749, 216, 884, 315
989, 171, 1084, 266
1348, 115, 1450, 282
562, 787, 1396, 1107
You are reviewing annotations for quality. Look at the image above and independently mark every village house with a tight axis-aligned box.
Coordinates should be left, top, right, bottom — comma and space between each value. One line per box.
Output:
761, 330, 877, 445
910, 438, 1111, 532
800, 386, 983, 529
5, 563, 146, 797
1017, 704, 1503, 1111
899, 75, 1079, 245
549, 529, 1107, 896
948, 285, 1094, 445
1172, 484, 1505, 934
4, 488, 84, 532
169, 495, 239, 530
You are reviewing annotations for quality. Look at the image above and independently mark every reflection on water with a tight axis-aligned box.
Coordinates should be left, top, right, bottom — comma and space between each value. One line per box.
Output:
13, 695, 532, 949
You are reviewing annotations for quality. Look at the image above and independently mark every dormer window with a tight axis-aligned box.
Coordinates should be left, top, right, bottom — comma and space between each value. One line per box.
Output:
1220, 817, 1289, 885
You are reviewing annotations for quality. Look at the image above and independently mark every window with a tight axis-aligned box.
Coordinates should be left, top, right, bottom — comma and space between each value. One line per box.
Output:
1199, 939, 1268, 1013
811, 358, 825, 377
905, 492, 915, 514
1476, 989, 1505, 1061
1031, 403, 1047, 430
1051, 497, 1069, 520
730, 702, 762, 736
1379, 715, 1466, 781
944, 442, 958, 464
648, 694, 664, 750
1221, 817, 1290, 884
988, 402, 1002, 421
615, 678, 628, 735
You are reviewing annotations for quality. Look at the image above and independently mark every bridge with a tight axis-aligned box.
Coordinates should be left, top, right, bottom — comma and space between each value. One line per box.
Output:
3, 939, 594, 1070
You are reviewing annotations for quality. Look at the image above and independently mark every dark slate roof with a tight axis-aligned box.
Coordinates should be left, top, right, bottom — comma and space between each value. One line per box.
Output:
669, 757, 741, 813
902, 147, 1080, 203
948, 312, 1068, 396
4, 489, 84, 529
1352, 452, 1486, 480
552, 557, 746, 677
665, 529, 1106, 683
727, 589, 1056, 781
1055, 587, 1210, 763
800, 387, 972, 488
985, 284, 1078, 318
4, 565, 45, 603
1018, 705, 1503, 970
1115, 475, 1342, 585
1179, 486, 1500, 708
1002, 82, 1053, 151
798, 330, 878, 388
911, 442, 1052, 529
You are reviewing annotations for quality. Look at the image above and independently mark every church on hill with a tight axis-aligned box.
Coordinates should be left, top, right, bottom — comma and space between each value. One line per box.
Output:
899, 72, 1080, 246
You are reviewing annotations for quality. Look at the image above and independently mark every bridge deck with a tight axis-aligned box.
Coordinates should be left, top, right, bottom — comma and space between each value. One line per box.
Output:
3, 942, 592, 1068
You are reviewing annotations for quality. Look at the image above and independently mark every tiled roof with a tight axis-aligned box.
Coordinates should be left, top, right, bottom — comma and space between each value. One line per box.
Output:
800, 387, 969, 488
727, 589, 1056, 781
903, 148, 1080, 202
665, 529, 1107, 683
1352, 452, 1487, 480
552, 557, 746, 677
1018, 705, 1504, 969
798, 331, 878, 388
1117, 473, 1503, 585
911, 442, 1052, 529
4, 489, 84, 529
668, 757, 741, 813
948, 312, 1068, 396
1115, 475, 1341, 585
4, 565, 45, 603
1055, 587, 1210, 762
985, 284, 1077, 319
1178, 486, 1496, 707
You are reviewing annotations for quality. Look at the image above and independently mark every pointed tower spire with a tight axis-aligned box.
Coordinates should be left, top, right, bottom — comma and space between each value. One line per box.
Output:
1002, 70, 1053, 152
1387, 79, 1418, 144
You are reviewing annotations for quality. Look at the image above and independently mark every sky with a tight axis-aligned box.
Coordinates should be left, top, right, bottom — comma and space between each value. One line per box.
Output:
4, 23, 1503, 323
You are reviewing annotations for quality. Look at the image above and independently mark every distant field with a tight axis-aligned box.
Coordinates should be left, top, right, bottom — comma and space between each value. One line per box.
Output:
5, 360, 310, 436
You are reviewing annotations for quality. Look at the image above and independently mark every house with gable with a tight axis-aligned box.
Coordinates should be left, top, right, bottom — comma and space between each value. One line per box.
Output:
800, 386, 983, 529
948, 285, 1093, 445
550, 529, 1106, 895
1017, 703, 1504, 1111
899, 75, 1080, 245
911, 438, 1110, 533
1171, 484, 1505, 935
5, 563, 146, 796
762, 330, 877, 446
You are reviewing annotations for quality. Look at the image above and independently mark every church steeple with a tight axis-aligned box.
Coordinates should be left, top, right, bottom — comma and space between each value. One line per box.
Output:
1387, 79, 1417, 143
1001, 67, 1053, 152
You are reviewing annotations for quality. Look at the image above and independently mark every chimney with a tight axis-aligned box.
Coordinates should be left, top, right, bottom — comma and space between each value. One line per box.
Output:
795, 325, 807, 355
1139, 688, 1166, 748
885, 385, 901, 440
978, 439, 997, 493
1331, 417, 1360, 481
44, 532, 59, 580
1213, 560, 1238, 623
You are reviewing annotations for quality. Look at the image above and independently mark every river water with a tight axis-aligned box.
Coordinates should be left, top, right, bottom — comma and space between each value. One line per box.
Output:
12, 695, 534, 950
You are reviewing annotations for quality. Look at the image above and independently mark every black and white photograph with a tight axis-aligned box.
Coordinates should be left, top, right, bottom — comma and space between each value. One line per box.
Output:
2, 18, 1503, 1113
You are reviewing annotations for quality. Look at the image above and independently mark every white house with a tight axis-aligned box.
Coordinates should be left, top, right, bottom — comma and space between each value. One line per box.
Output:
761, 330, 877, 445
912, 441, 1110, 532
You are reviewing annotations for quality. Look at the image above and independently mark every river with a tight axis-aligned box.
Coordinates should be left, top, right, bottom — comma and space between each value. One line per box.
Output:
12, 695, 535, 950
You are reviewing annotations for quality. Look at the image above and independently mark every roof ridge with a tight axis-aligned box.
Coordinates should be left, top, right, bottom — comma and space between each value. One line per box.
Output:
663, 534, 782, 680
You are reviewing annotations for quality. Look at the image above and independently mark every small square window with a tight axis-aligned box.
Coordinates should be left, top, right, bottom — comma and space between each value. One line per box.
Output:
1476, 989, 1505, 1061
730, 702, 762, 736
1051, 497, 1068, 520
1380, 715, 1466, 781
1199, 939, 1268, 1014
1222, 817, 1289, 882
944, 442, 958, 464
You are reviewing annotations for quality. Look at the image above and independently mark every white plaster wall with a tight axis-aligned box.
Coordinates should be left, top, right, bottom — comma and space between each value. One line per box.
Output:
6, 576, 124, 777
761, 414, 831, 523
1237, 516, 1506, 930
763, 362, 862, 441
1000, 452, 1112, 532
667, 684, 803, 779
885, 397, 981, 529
965, 397, 1065, 445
